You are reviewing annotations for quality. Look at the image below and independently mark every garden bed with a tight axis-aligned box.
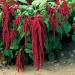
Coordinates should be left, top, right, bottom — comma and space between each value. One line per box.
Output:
0, 0, 75, 73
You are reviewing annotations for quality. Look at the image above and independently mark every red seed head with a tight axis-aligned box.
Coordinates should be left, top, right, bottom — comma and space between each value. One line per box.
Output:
13, 16, 21, 27
3, 2, 9, 14
56, 0, 60, 5
16, 49, 25, 72
48, 8, 56, 16
31, 16, 46, 70
49, 16, 58, 30
10, 28, 16, 45
60, 1, 69, 16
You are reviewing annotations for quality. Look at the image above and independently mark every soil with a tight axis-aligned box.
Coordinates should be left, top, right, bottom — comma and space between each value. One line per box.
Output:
0, 60, 75, 75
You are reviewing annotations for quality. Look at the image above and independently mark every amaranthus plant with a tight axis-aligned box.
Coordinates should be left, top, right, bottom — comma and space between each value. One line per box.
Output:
0, 0, 75, 72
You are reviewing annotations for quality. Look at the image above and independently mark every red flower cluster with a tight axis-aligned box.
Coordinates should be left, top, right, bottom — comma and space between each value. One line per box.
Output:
2, 2, 10, 49
16, 49, 25, 72
49, 16, 58, 30
49, 16, 58, 37
2, 19, 10, 49
60, 1, 69, 16
9, 28, 16, 45
31, 16, 46, 70
23, 16, 31, 47
2, 2, 18, 49
56, 0, 60, 5
13, 16, 21, 27
22, 16, 46, 70
47, 7, 56, 16
0, 0, 4, 4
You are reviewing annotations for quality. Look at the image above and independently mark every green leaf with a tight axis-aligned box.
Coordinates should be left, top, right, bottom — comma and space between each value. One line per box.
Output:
4, 50, 13, 58
44, 18, 50, 31
10, 40, 19, 50
17, 9, 21, 15
45, 34, 53, 54
26, 43, 32, 50
14, 11, 18, 16
63, 23, 71, 33
25, 39, 32, 54
0, 11, 2, 23
48, 2, 56, 6
53, 37, 62, 50
32, 0, 47, 7
48, 52, 55, 61
17, 25, 22, 31
73, 17, 75, 22
10, 32, 24, 49
27, 6, 34, 15
0, 38, 3, 47
72, 34, 75, 42
25, 49, 32, 53
29, 53, 33, 60
19, 5, 28, 10
56, 25, 63, 34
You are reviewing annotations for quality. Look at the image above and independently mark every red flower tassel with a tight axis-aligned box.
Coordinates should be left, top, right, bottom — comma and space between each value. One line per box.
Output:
2, 18, 10, 49
13, 16, 21, 27
49, 16, 58, 30
9, 28, 16, 45
23, 16, 31, 47
49, 16, 58, 37
16, 49, 25, 72
31, 16, 46, 70
48, 8, 56, 16
2, 2, 10, 49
